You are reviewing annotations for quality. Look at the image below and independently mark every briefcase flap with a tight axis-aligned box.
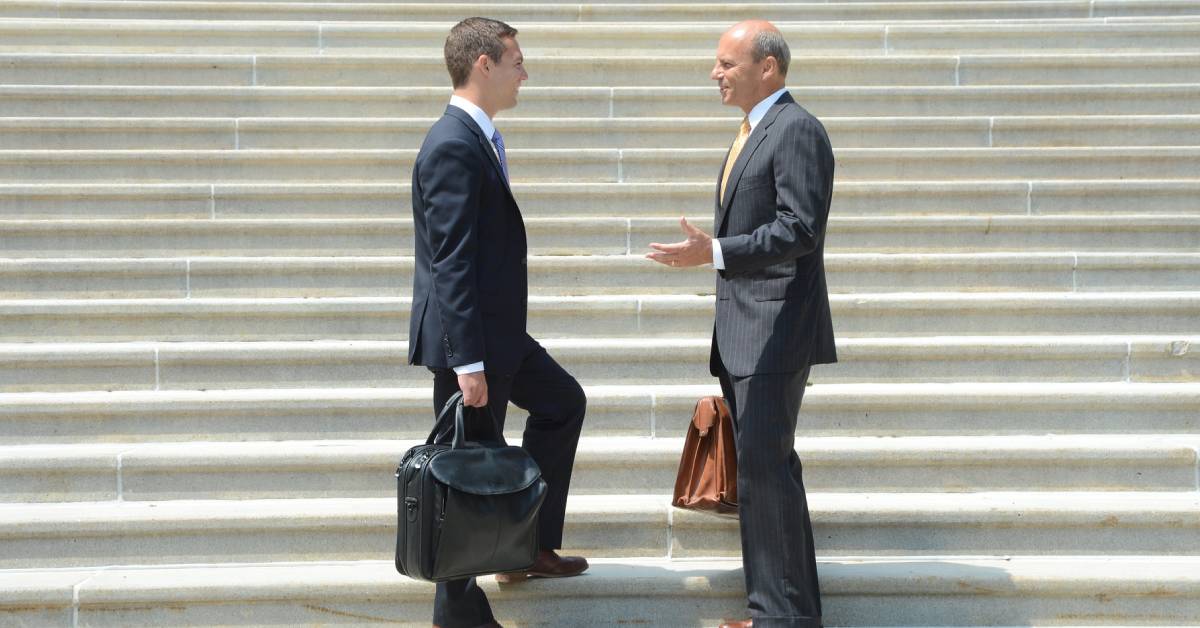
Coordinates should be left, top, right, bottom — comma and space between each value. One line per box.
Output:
428, 446, 543, 496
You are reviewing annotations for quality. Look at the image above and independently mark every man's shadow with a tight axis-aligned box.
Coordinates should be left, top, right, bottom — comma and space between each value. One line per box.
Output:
481, 557, 1027, 626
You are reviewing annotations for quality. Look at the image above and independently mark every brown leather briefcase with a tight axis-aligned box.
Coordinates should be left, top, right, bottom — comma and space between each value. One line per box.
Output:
672, 396, 738, 517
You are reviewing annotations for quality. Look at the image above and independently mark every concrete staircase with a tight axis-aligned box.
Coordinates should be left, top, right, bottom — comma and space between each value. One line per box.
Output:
1, 0, 1199, 625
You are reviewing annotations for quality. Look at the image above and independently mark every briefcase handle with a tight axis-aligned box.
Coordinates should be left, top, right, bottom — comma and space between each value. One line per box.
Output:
426, 391, 505, 449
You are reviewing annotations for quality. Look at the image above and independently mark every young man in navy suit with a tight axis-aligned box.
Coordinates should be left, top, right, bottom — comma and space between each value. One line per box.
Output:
407, 17, 589, 628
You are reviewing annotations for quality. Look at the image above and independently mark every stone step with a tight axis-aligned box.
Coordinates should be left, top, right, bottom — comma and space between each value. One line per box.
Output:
6, 84, 1200, 118
4, 147, 1200, 183
6, 0, 1197, 22
3, 556, 1200, 625
4, 216, 1198, 258
2, 493, 1199, 568
3, 292, 1198, 342
1, 180, 1197, 219
4, 435, 1196, 503
3, 18, 1200, 54
1, 382, 1196, 444
0, 336, 1195, 392
1, 253, 1196, 298
7, 52, 1200, 87
8, 115, 1200, 151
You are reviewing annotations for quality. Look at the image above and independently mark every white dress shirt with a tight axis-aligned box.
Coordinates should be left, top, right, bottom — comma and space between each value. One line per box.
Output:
711, 87, 789, 270
446, 95, 497, 376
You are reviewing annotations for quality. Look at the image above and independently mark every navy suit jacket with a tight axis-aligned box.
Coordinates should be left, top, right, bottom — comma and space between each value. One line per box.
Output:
709, 92, 838, 378
408, 106, 534, 376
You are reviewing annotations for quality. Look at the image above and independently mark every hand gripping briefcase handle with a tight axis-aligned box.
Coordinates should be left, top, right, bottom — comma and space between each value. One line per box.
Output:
426, 391, 504, 449
395, 391, 548, 582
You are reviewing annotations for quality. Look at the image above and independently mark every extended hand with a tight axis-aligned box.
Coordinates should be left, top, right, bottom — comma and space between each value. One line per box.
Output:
646, 217, 713, 268
458, 372, 488, 407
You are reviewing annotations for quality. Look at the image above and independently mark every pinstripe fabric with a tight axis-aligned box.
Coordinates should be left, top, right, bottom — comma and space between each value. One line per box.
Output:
708, 91, 835, 627
708, 92, 836, 380
718, 364, 820, 627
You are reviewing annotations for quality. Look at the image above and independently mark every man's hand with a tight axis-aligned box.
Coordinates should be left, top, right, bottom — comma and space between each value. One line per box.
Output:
458, 371, 488, 407
646, 217, 713, 268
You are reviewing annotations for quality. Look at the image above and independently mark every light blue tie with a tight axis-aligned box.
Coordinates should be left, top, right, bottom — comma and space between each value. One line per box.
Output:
490, 129, 509, 182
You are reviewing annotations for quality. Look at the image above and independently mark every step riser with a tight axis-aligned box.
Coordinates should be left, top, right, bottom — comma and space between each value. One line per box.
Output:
15, 592, 1200, 627
3, 257, 1196, 298
6, 26, 1200, 55
6, 221, 1199, 256
9, 56, 1200, 88
4, 390, 1198, 443
9, 118, 1200, 150
4, 150, 1200, 183
3, 508, 1197, 569
6, 87, 1199, 118
9, 560, 1200, 627
2, 182, 1198, 219
5, 457, 1192, 503
3, 300, 1199, 341
12, 2, 1196, 22
0, 342, 1195, 392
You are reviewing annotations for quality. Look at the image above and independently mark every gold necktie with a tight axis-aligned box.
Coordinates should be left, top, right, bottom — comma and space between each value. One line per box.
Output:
720, 117, 752, 200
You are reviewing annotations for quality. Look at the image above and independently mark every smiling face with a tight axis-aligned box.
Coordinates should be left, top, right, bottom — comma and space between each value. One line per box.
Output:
487, 37, 527, 113
711, 27, 765, 113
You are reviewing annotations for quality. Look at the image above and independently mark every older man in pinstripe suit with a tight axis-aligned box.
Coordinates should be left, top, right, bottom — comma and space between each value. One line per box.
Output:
646, 20, 836, 628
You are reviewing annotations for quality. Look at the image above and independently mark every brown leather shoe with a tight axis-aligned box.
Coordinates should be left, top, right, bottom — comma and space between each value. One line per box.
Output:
493, 550, 588, 584
718, 620, 752, 628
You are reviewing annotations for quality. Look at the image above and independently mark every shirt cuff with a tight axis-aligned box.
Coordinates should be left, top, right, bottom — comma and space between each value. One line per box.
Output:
452, 361, 485, 375
711, 238, 725, 270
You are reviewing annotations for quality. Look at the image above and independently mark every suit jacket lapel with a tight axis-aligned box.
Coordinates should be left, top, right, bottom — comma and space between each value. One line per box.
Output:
714, 92, 794, 233
443, 106, 516, 203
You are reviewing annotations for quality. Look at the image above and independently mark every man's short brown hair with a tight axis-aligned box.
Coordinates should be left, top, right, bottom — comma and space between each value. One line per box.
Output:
444, 17, 519, 89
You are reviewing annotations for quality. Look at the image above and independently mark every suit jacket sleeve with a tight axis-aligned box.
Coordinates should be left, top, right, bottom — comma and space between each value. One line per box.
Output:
717, 116, 834, 275
419, 137, 486, 368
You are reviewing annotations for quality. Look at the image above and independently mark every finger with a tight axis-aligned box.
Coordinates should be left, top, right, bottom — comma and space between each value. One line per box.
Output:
681, 217, 707, 238
649, 242, 685, 253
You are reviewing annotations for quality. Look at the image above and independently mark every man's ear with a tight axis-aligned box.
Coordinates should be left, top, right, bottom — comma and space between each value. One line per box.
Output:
761, 56, 778, 80
473, 54, 490, 77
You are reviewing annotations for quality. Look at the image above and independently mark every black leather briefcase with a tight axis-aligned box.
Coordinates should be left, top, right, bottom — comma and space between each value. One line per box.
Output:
395, 392, 547, 582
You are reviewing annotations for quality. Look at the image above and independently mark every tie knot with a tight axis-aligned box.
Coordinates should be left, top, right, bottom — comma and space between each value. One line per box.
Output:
739, 117, 751, 137
491, 129, 504, 149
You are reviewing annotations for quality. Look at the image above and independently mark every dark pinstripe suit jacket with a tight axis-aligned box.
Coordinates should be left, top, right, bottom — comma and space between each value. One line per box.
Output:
708, 91, 838, 378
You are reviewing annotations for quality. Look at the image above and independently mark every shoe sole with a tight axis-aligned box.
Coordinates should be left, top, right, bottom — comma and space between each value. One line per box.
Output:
495, 568, 588, 584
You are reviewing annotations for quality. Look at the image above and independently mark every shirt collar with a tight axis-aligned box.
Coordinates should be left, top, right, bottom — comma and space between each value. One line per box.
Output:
747, 87, 788, 132
448, 95, 497, 141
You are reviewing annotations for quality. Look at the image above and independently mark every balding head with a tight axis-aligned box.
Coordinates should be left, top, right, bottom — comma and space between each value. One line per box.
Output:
711, 20, 789, 113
